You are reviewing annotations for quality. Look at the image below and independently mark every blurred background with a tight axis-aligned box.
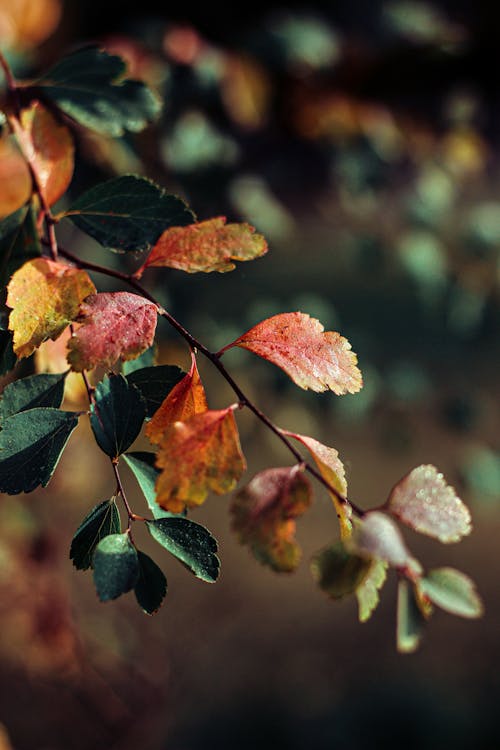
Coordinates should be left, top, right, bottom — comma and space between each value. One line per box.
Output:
0, 0, 499, 748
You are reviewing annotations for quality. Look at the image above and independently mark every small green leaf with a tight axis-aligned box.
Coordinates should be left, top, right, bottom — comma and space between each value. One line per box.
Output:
65, 175, 195, 252
36, 46, 161, 137
397, 579, 426, 654
122, 451, 172, 519
122, 346, 156, 375
90, 374, 146, 457
134, 551, 167, 614
126, 365, 185, 418
70, 498, 121, 570
311, 542, 371, 599
0, 407, 79, 493
0, 372, 66, 422
93, 532, 139, 601
356, 559, 388, 622
146, 517, 220, 582
418, 567, 483, 619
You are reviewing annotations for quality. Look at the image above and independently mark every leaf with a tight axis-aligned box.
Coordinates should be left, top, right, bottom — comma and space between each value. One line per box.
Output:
0, 330, 16, 376
146, 353, 207, 445
0, 204, 41, 289
385, 464, 472, 543
356, 559, 388, 622
64, 175, 194, 252
418, 568, 484, 619
223, 312, 363, 394
122, 346, 156, 375
282, 430, 350, 537
138, 216, 268, 275
7, 258, 96, 358
9, 101, 74, 207
349, 512, 418, 570
134, 551, 167, 614
146, 517, 220, 582
67, 292, 158, 372
397, 579, 426, 654
93, 532, 139, 602
0, 130, 31, 218
311, 541, 371, 599
231, 465, 313, 572
69, 498, 121, 570
0, 372, 65, 422
126, 365, 185, 419
0, 407, 79, 493
154, 407, 246, 513
36, 46, 162, 137
122, 452, 173, 519
90, 374, 146, 458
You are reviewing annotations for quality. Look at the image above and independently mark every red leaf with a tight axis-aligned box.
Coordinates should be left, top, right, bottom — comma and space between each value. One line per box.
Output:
67, 292, 157, 372
222, 312, 363, 394
231, 465, 313, 572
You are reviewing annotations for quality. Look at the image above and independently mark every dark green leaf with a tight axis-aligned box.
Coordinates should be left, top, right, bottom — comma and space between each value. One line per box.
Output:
0, 329, 16, 376
0, 204, 41, 289
65, 175, 195, 252
126, 365, 185, 418
418, 567, 483, 619
397, 579, 426, 654
311, 542, 371, 600
147, 517, 220, 582
122, 346, 156, 375
122, 451, 172, 519
36, 46, 161, 137
134, 550, 167, 614
0, 372, 66, 422
70, 498, 121, 570
90, 374, 146, 457
93, 532, 139, 601
0, 407, 79, 493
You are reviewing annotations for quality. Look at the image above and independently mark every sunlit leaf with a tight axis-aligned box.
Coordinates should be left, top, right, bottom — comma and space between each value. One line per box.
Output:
70, 498, 121, 570
64, 175, 194, 252
222, 312, 363, 394
146, 517, 220, 582
154, 406, 246, 513
123, 452, 173, 519
93, 532, 139, 601
7, 258, 96, 358
90, 374, 146, 458
146, 353, 207, 445
0, 407, 79, 493
126, 365, 184, 418
0, 372, 65, 422
138, 216, 268, 275
0, 131, 31, 218
385, 464, 472, 543
397, 579, 426, 654
67, 292, 158, 372
311, 541, 371, 598
134, 551, 167, 614
418, 568, 483, 619
356, 559, 388, 622
231, 465, 313, 572
349, 512, 418, 570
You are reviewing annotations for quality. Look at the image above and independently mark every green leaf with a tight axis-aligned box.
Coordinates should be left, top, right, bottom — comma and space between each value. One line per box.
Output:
0, 204, 41, 289
0, 372, 66, 422
311, 542, 371, 599
90, 374, 146, 458
36, 46, 161, 137
356, 559, 388, 623
126, 365, 185, 418
122, 451, 172, 519
418, 567, 484, 619
70, 498, 121, 571
146, 517, 220, 582
93, 532, 139, 601
134, 551, 167, 614
122, 346, 156, 375
65, 175, 195, 252
0, 329, 16, 376
397, 579, 426, 654
0, 407, 79, 493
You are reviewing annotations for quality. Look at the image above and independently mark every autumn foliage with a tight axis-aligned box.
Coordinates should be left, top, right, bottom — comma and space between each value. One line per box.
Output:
0, 45, 482, 650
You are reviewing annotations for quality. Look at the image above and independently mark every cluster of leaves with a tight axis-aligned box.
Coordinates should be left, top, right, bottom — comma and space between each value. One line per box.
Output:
0, 45, 482, 648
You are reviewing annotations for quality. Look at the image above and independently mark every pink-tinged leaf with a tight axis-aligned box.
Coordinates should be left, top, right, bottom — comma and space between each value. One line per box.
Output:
138, 216, 268, 275
67, 292, 157, 372
231, 465, 313, 572
385, 464, 471, 543
349, 512, 420, 571
222, 312, 363, 394
146, 352, 207, 445
282, 430, 351, 537
7, 258, 96, 358
154, 406, 246, 513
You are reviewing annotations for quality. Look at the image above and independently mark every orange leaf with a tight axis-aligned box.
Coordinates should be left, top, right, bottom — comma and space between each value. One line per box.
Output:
154, 407, 246, 513
146, 352, 207, 445
67, 292, 158, 372
10, 101, 74, 207
139, 216, 268, 274
0, 131, 31, 218
231, 465, 312, 572
282, 430, 351, 537
7, 258, 96, 358
223, 312, 363, 394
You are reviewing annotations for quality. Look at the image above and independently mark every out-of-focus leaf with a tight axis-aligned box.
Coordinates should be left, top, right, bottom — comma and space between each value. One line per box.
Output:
418, 568, 483, 619
349, 512, 418, 570
147, 517, 220, 582
0, 372, 65, 421
356, 559, 388, 622
90, 374, 146, 458
0, 330, 16, 376
311, 541, 371, 598
122, 452, 172, 519
231, 465, 313, 572
126, 365, 184, 418
0, 132, 31, 218
397, 579, 426, 654
134, 551, 167, 614
0, 204, 41, 289
93, 532, 139, 601
70, 498, 121, 571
